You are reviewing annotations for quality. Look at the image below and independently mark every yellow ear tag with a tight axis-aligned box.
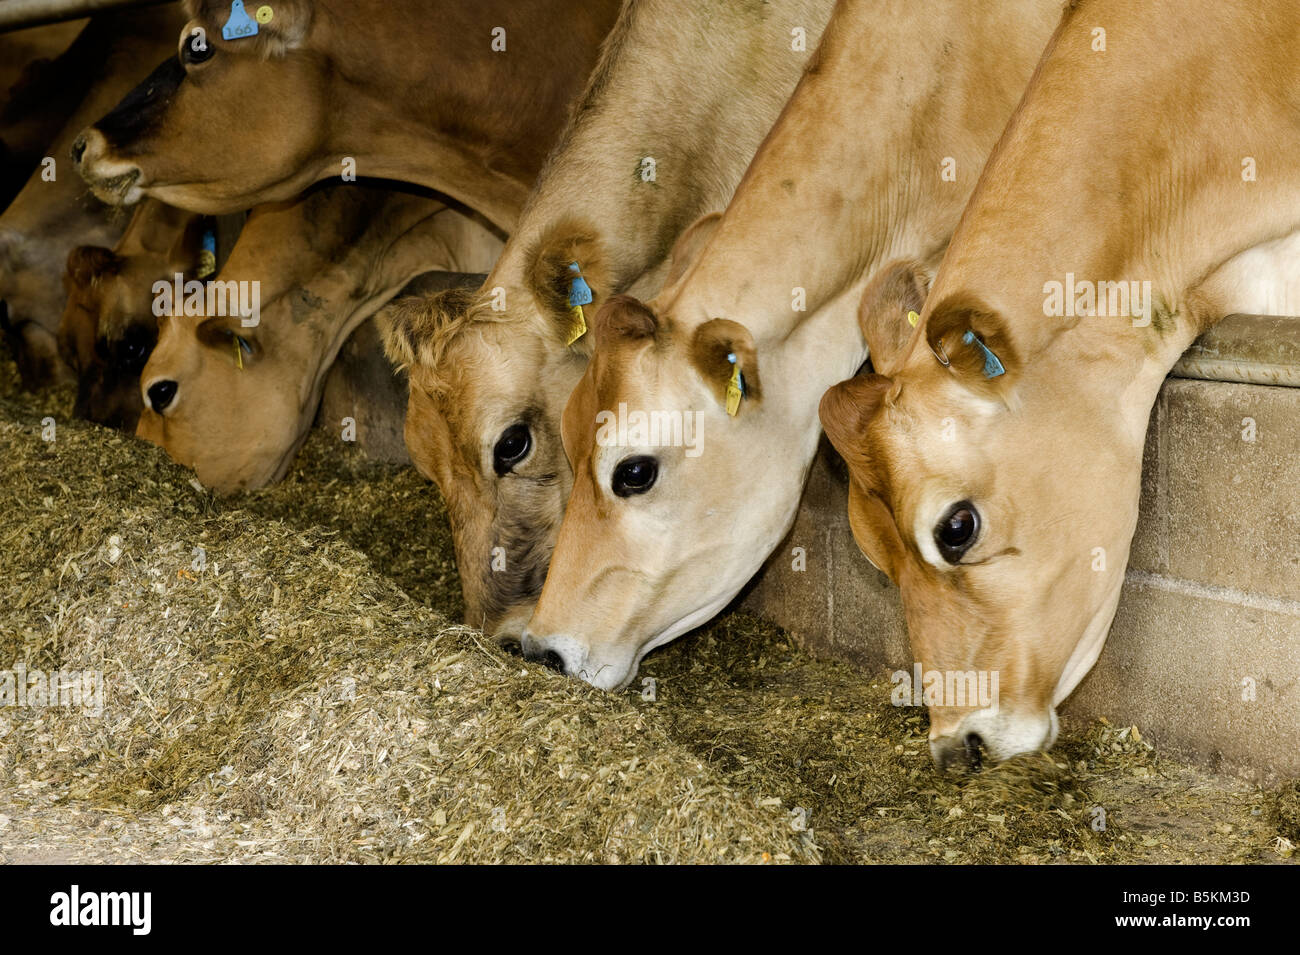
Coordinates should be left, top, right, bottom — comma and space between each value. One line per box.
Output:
196, 252, 216, 279
234, 336, 244, 370
565, 261, 592, 346
907, 309, 920, 328
256, 5, 274, 24
725, 357, 744, 417
565, 305, 587, 346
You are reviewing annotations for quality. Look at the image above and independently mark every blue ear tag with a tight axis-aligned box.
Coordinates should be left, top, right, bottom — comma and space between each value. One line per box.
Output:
196, 228, 217, 279
222, 0, 260, 41
962, 330, 1005, 379
567, 262, 593, 308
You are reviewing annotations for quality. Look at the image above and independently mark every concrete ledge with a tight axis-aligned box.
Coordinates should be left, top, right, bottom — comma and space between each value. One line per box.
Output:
1173, 313, 1300, 387
742, 372, 1300, 784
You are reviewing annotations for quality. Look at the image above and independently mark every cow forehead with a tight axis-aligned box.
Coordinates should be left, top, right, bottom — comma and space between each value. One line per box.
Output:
435, 320, 548, 408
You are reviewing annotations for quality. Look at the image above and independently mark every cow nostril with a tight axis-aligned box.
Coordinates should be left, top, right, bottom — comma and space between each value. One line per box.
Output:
964, 732, 985, 773
71, 135, 87, 164
147, 379, 178, 413
542, 650, 566, 673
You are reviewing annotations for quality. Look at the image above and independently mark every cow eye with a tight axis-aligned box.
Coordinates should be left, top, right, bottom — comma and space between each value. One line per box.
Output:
612, 456, 658, 497
935, 501, 980, 563
493, 424, 531, 475
115, 326, 153, 374
182, 32, 215, 66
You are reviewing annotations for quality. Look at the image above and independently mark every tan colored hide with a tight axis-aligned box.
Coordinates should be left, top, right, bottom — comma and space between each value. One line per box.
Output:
819, 0, 1300, 769
381, 0, 838, 640
73, 0, 622, 230
523, 0, 1060, 691
136, 184, 502, 492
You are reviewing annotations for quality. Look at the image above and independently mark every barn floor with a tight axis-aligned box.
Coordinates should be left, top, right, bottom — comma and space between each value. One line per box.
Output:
1, 346, 1296, 864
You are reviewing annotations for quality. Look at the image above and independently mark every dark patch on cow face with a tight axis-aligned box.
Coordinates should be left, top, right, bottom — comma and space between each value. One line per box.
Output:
434, 394, 569, 637
289, 287, 327, 325
478, 494, 560, 625
92, 56, 186, 154
478, 405, 567, 628
75, 322, 156, 431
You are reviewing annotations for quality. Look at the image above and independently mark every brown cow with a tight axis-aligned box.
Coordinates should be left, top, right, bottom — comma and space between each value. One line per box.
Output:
73, 0, 621, 231
0, 5, 185, 389
521, 0, 1061, 689
819, 0, 1300, 770
382, 0, 837, 641
58, 199, 207, 431
136, 183, 501, 491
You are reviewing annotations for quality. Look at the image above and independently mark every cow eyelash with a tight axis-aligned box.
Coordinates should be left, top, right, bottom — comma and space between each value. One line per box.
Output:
198, 321, 256, 358
227, 330, 254, 355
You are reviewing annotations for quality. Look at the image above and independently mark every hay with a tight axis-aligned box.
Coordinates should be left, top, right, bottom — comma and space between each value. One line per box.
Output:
0, 338, 1294, 864
1265, 780, 1300, 856
0, 385, 814, 863
630, 620, 1288, 864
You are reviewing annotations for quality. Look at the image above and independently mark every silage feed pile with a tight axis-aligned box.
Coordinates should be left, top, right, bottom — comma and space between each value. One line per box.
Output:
0, 354, 1295, 864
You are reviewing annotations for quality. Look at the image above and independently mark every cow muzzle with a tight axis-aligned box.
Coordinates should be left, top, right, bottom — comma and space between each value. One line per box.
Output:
929, 707, 1059, 774
520, 630, 578, 676
519, 630, 637, 690
72, 130, 144, 206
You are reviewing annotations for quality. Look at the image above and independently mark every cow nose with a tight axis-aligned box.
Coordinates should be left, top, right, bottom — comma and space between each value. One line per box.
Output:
147, 379, 178, 413
520, 632, 568, 674
70, 134, 87, 165
931, 732, 985, 774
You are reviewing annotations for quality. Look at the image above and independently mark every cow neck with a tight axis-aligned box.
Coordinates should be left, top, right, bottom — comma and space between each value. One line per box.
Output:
924, 1, 1300, 383
661, 0, 1057, 363
220, 189, 440, 341
287, 206, 492, 428
318, 0, 623, 234
477, 0, 838, 352
327, 133, 528, 236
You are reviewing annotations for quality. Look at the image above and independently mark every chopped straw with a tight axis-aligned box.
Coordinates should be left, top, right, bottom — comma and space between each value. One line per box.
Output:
0, 342, 1294, 864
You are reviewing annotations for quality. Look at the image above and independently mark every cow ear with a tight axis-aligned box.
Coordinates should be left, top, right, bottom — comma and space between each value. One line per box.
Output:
65, 246, 122, 290
819, 372, 890, 466
168, 214, 212, 276
379, 286, 469, 370
527, 218, 611, 352
690, 317, 761, 416
924, 296, 1021, 389
858, 259, 932, 375
819, 373, 903, 581
663, 212, 722, 287
593, 294, 658, 348
845, 484, 906, 583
